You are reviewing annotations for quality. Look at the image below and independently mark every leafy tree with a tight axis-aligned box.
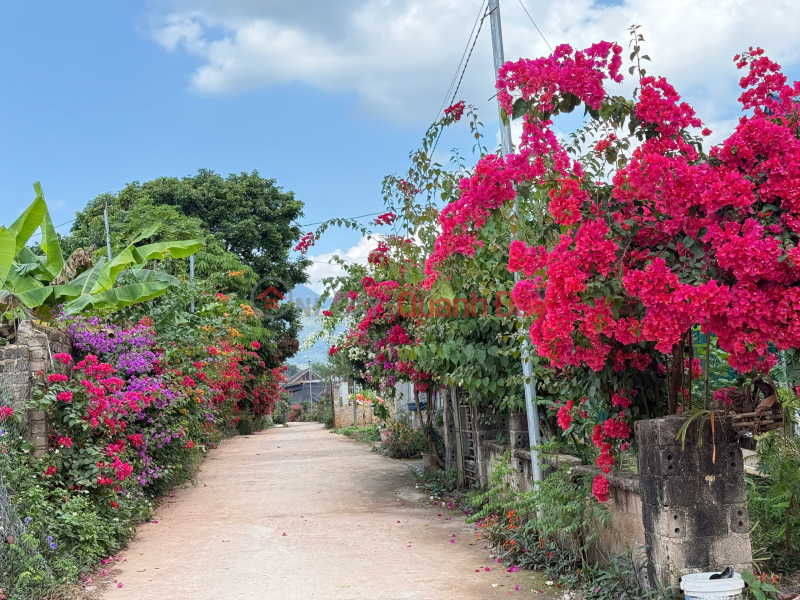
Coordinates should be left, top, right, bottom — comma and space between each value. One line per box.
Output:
64, 169, 311, 366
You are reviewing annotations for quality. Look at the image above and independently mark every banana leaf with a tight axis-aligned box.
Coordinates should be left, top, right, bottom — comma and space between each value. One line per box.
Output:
9, 191, 45, 254
0, 227, 17, 283
69, 256, 106, 291
39, 189, 65, 279
125, 221, 162, 247
125, 268, 181, 286
62, 281, 171, 314
132, 239, 201, 263
14, 286, 53, 308
89, 246, 137, 294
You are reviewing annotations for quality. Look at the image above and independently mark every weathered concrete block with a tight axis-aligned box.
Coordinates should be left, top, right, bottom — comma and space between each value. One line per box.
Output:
710, 535, 752, 565
638, 416, 753, 588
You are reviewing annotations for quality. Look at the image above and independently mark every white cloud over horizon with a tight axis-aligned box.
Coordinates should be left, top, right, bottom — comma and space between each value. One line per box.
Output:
304, 235, 379, 294
147, 0, 800, 135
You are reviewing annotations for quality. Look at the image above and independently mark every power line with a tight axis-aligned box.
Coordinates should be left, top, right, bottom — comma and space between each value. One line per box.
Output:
28, 218, 77, 238
516, 0, 552, 53
433, 0, 488, 124
430, 2, 490, 158
25, 211, 383, 241
296, 211, 383, 228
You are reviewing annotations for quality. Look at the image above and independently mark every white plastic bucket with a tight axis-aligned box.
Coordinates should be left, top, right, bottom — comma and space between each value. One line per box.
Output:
681, 572, 745, 600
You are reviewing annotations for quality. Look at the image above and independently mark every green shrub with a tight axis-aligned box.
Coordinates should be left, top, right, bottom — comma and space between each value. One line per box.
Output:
383, 423, 426, 459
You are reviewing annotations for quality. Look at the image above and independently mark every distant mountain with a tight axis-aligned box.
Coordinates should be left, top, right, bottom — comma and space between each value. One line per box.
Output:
291, 284, 320, 301
290, 284, 331, 311
287, 286, 341, 367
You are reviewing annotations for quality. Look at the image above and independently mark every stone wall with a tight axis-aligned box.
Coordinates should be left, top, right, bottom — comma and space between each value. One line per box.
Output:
480, 441, 645, 562
0, 321, 71, 457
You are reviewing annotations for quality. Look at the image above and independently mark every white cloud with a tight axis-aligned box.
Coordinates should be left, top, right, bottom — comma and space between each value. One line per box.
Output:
304, 236, 379, 293
147, 0, 800, 134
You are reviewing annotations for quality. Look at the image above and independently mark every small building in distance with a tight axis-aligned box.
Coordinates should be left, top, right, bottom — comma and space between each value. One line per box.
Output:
283, 367, 327, 405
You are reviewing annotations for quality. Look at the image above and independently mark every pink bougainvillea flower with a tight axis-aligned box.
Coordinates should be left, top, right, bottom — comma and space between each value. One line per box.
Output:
47, 373, 68, 384
449, 540, 455, 544
43, 466, 56, 476
250, 341, 261, 350
508, 565, 519, 572
56, 391, 72, 403
53, 353, 72, 364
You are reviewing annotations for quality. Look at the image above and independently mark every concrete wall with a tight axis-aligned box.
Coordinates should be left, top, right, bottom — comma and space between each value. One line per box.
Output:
476, 415, 753, 585
480, 441, 645, 562
0, 321, 71, 458
636, 416, 752, 587
334, 403, 385, 428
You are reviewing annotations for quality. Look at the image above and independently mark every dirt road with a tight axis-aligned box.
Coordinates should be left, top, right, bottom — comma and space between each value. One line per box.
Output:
101, 422, 546, 600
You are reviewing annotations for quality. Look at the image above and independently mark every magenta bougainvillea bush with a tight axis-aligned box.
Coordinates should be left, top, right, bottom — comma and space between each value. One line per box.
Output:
420, 42, 800, 501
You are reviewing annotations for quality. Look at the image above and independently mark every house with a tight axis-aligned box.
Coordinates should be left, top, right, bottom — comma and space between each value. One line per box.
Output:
282, 367, 327, 405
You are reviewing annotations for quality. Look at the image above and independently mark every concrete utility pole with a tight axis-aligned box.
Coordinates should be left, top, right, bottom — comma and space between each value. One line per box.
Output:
189, 254, 195, 313
330, 376, 336, 427
308, 360, 312, 406
488, 0, 543, 484
103, 200, 113, 260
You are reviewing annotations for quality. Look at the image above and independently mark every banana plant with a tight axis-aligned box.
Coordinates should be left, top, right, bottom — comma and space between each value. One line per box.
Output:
0, 183, 200, 318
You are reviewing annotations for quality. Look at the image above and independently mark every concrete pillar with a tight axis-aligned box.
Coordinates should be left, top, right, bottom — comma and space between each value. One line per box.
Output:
473, 406, 498, 487
442, 388, 458, 469
508, 410, 529, 451
636, 416, 752, 588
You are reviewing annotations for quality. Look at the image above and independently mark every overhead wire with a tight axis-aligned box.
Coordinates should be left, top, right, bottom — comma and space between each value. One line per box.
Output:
432, 0, 488, 124
429, 1, 491, 158
516, 0, 553, 53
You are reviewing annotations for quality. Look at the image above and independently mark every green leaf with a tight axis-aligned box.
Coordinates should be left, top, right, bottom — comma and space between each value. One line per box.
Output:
90, 246, 136, 293
39, 199, 65, 280
0, 227, 15, 283
131, 239, 201, 263
9, 190, 45, 254
126, 221, 163, 246
126, 268, 181, 286
512, 98, 531, 121
15, 285, 53, 308
63, 281, 171, 314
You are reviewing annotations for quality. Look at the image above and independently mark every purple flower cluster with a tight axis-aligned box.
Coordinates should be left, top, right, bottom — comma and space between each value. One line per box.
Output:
118, 350, 158, 375
67, 316, 156, 359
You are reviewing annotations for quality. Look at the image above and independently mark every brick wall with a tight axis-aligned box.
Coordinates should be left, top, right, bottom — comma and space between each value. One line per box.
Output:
0, 321, 71, 458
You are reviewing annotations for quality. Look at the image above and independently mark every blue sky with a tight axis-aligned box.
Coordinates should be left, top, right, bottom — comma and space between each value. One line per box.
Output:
2, 0, 800, 291
0, 1, 426, 255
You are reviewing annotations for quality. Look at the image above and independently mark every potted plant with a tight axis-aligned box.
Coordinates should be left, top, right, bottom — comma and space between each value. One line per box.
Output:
373, 398, 391, 442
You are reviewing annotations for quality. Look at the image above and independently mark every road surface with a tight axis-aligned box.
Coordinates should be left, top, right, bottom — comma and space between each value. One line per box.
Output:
100, 422, 545, 599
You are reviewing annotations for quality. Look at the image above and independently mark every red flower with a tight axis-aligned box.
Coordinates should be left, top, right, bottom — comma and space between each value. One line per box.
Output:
444, 100, 466, 122
48, 373, 68, 384
592, 474, 610, 502
56, 391, 72, 403
110, 501, 119, 509
53, 353, 72, 364
57, 436, 73, 448
250, 341, 261, 350
556, 405, 573, 431
294, 232, 316, 254
0, 405, 13, 421
44, 466, 56, 476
